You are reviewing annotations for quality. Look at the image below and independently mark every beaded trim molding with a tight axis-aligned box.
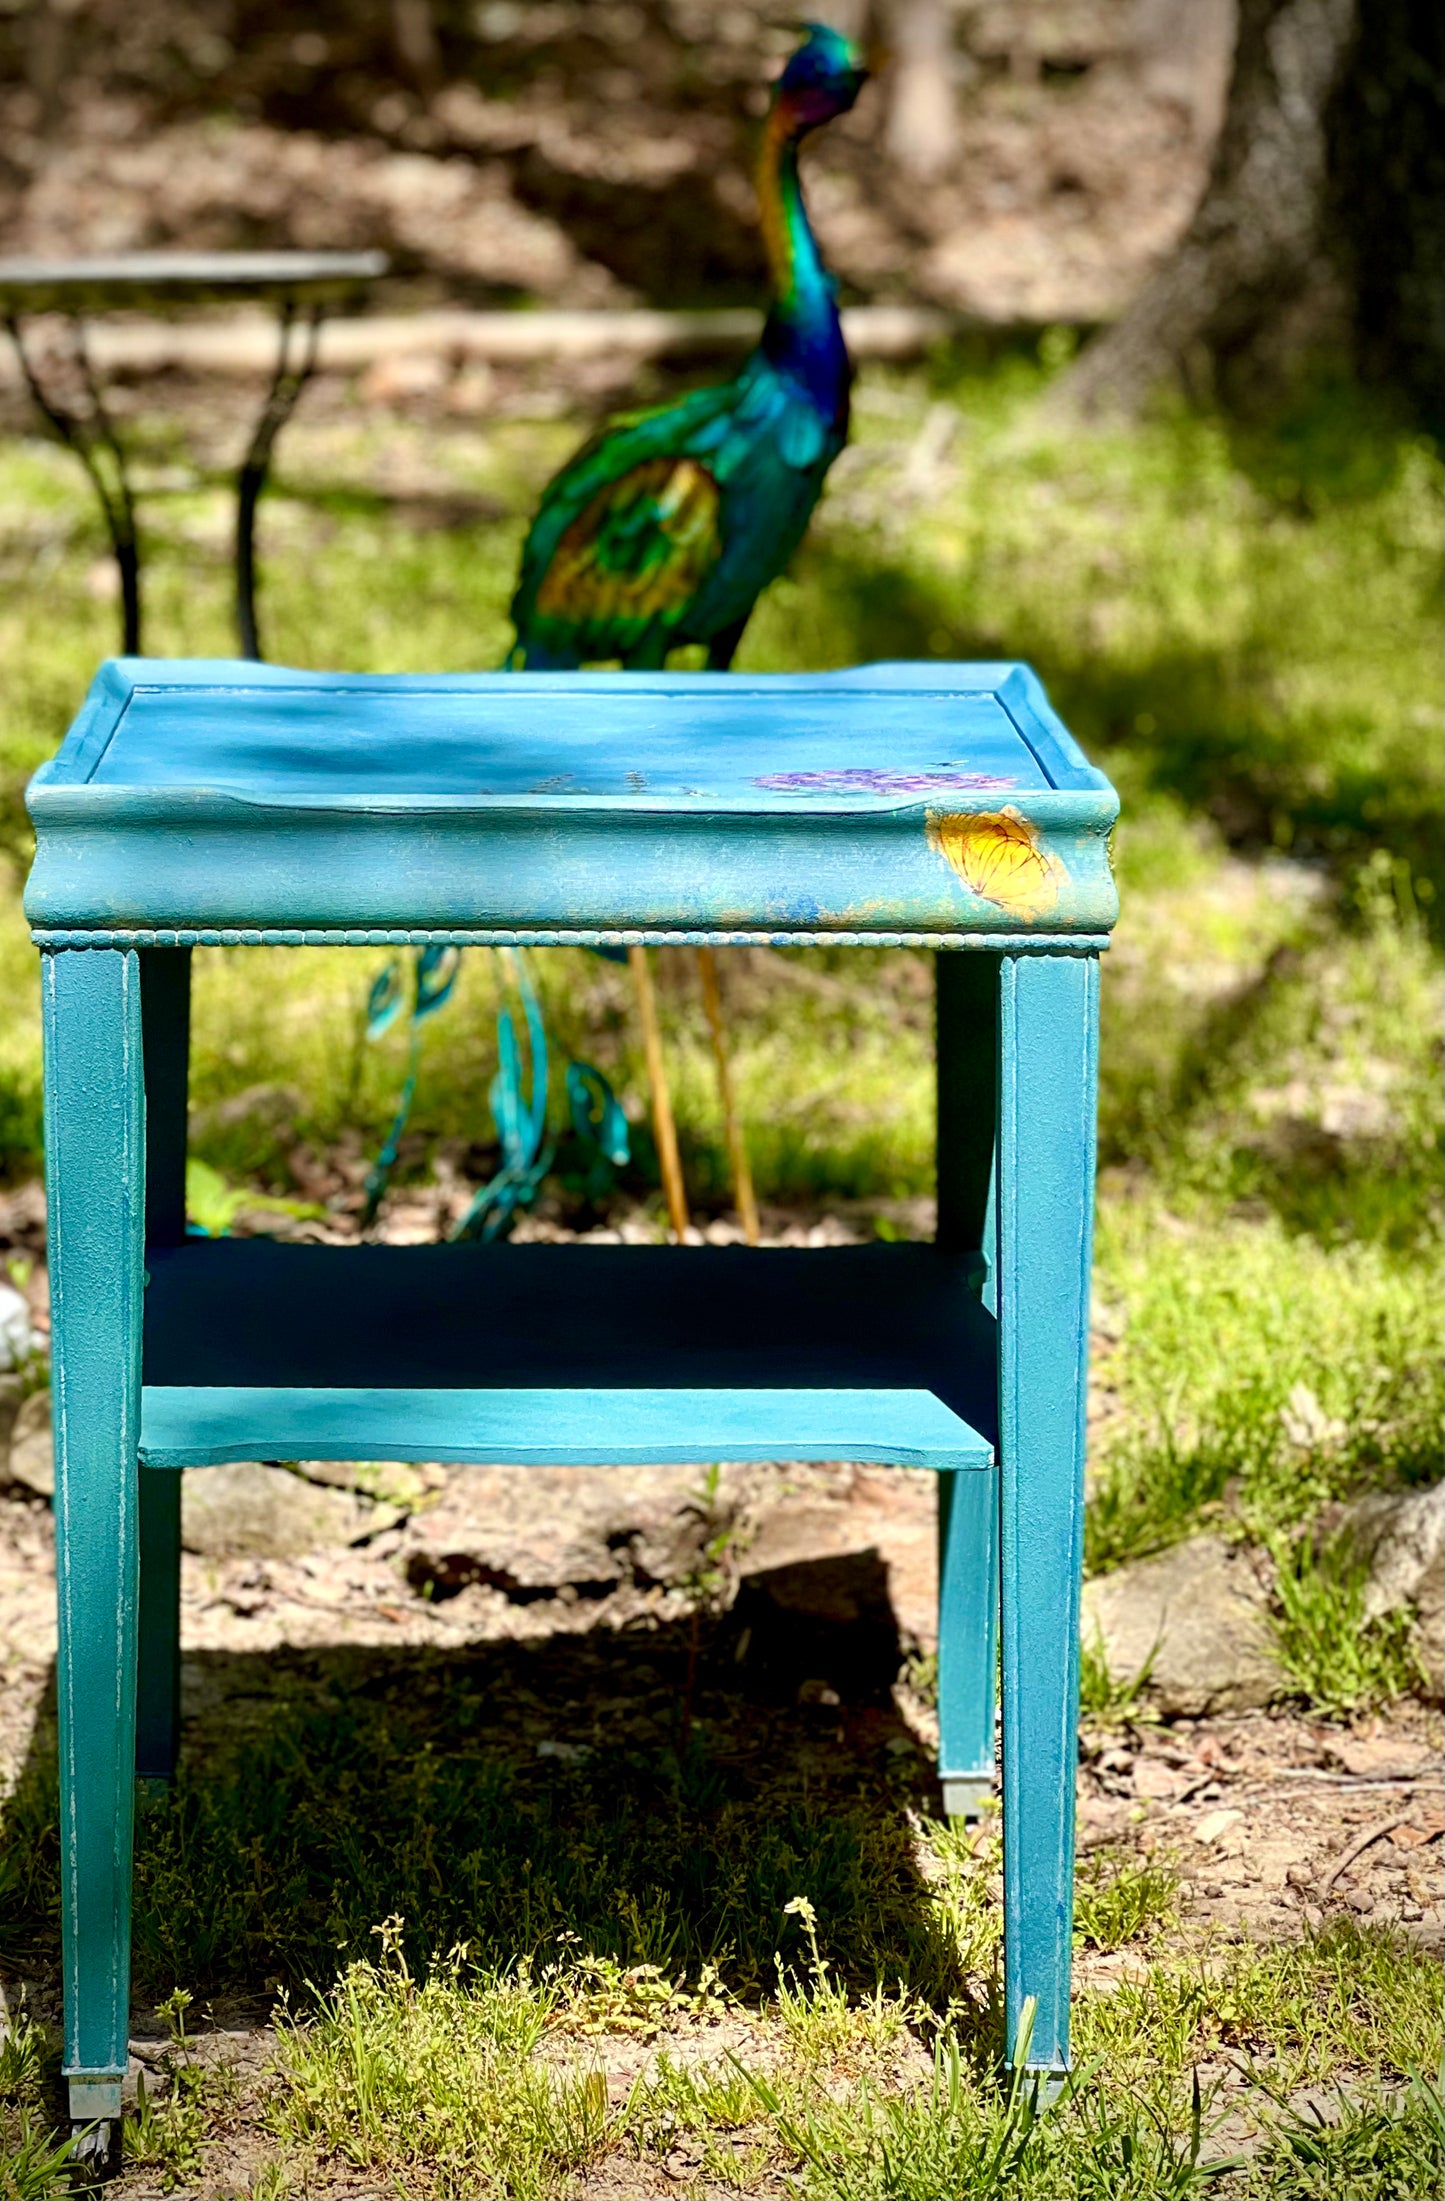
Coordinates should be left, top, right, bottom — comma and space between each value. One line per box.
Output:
32, 926, 1111, 953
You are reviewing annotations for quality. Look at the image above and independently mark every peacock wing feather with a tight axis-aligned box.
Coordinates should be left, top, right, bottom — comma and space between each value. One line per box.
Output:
534, 456, 723, 657
510, 385, 738, 666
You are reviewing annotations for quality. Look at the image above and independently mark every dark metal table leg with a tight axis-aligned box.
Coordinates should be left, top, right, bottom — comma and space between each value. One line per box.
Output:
6, 314, 142, 653
235, 302, 322, 660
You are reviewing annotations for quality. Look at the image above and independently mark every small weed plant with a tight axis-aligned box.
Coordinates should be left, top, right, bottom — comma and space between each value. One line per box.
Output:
122, 1987, 236, 2193
1079, 1626, 1160, 1726
271, 1919, 642, 2197
1073, 1844, 1181, 1949
0, 2008, 75, 2201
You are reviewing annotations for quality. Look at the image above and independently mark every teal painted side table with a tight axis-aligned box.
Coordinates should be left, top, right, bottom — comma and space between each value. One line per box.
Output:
26, 658, 1117, 2144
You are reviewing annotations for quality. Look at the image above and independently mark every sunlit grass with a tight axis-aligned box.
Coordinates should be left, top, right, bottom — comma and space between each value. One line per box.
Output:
1087, 1196, 1444, 1572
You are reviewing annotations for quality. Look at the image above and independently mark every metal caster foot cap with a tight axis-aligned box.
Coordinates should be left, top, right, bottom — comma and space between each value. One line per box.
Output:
1023, 2064, 1070, 2107
940, 1773, 993, 1821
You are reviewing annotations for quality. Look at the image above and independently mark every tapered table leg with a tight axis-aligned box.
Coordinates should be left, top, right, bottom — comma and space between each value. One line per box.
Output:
135, 949, 190, 1784
997, 950, 1099, 2085
935, 951, 1001, 1818
42, 947, 146, 2144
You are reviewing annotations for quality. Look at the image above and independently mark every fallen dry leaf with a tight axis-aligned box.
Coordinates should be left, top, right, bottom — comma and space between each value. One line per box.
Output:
1388, 1812, 1445, 1849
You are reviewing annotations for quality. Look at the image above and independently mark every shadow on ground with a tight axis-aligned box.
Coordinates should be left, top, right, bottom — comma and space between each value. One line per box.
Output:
0, 1592, 971, 2038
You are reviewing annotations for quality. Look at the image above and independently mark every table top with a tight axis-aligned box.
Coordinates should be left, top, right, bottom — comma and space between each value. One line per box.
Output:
0, 251, 387, 313
26, 658, 1118, 946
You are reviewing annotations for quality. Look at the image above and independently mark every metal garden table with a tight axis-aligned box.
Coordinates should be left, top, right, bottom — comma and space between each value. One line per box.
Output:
26, 656, 1118, 2150
0, 252, 386, 659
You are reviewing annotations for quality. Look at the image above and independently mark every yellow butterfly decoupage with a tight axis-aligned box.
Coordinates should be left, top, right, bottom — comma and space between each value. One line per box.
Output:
928, 806, 1066, 921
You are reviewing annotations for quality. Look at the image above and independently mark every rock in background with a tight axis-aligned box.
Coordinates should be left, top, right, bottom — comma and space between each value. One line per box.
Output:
3, 1390, 54, 1501
180, 1461, 406, 1560
1081, 1533, 1285, 1716
1342, 1481, 1445, 1701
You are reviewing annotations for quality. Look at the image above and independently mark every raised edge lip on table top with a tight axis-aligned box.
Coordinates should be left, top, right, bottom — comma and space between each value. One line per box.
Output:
29, 657, 1117, 814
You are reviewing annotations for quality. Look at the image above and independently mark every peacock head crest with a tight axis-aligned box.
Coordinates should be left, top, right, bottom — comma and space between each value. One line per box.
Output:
775, 22, 869, 132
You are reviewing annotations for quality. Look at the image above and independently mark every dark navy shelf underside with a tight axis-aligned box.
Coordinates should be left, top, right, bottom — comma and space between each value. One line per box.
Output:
142, 1239, 998, 1446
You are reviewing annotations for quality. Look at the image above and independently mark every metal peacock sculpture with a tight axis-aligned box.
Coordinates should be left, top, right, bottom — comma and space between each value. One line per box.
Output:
501, 23, 869, 1240
507, 22, 870, 673
363, 27, 869, 1244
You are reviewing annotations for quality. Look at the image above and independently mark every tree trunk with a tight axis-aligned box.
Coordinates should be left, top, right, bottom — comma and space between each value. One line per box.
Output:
886, 0, 960, 181
1057, 0, 1445, 427
1328, 1, 1445, 434
392, 0, 441, 91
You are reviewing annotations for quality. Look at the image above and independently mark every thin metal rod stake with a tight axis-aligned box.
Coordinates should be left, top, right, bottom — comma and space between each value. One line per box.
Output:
72, 322, 141, 655
696, 947, 758, 1245
628, 944, 689, 1242
235, 301, 323, 659
7, 313, 142, 653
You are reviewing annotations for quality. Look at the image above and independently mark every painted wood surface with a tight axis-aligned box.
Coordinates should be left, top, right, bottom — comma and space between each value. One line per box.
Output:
41, 947, 145, 2112
935, 952, 1002, 1815
26, 660, 1118, 937
997, 950, 1099, 2080
139, 1385, 989, 1473
140, 1239, 997, 1433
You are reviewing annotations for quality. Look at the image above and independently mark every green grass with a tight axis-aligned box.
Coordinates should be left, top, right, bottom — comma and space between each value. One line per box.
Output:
3, 1691, 1440, 2194
1073, 1845, 1181, 1949
1246, 2067, 1445, 2200
0, 2006, 75, 2201
0, 1662, 977, 2010
1078, 1920, 1443, 2094
1269, 1527, 1427, 1714
247, 1922, 1444, 2198
1086, 1199, 1443, 1574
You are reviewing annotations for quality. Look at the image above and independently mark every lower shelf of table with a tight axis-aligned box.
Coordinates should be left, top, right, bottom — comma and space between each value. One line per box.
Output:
139, 1385, 989, 1470
139, 1239, 996, 1472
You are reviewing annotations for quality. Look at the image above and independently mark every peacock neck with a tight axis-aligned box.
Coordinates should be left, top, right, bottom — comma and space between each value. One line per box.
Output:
756, 108, 850, 428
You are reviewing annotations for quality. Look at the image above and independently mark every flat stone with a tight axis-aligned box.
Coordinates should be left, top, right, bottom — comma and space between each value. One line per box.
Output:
4, 1389, 54, 1498
1191, 1807, 1244, 1847
1081, 1533, 1284, 1716
0, 1373, 24, 1461
290, 1457, 446, 1510
400, 1461, 742, 1600
725, 1548, 902, 1704
1132, 1756, 1185, 1800
733, 1466, 937, 1647
181, 1461, 396, 1558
